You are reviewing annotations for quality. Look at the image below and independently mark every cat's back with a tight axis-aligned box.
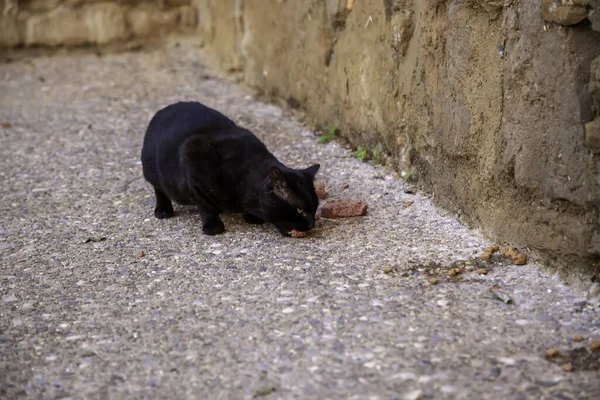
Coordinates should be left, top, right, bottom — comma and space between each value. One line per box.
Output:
146, 101, 236, 141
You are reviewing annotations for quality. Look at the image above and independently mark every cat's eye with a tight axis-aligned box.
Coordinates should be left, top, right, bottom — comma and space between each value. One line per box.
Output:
297, 208, 304, 214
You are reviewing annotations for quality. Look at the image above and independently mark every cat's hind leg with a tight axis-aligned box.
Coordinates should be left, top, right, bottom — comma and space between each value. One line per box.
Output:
154, 187, 174, 219
243, 213, 265, 225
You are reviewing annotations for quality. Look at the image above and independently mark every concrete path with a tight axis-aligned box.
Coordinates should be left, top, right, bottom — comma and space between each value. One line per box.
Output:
1, 43, 599, 399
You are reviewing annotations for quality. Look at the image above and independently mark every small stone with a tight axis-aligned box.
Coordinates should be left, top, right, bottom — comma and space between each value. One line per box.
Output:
3, 295, 19, 303
572, 335, 585, 342
394, 371, 416, 381
448, 268, 462, 277
440, 385, 457, 394
590, 341, 600, 351
437, 299, 450, 307
65, 335, 85, 341
546, 347, 559, 358
402, 201, 414, 208
497, 357, 516, 365
429, 277, 438, 285
476, 268, 489, 275
479, 252, 492, 260
561, 362, 574, 372
282, 307, 294, 314
1, 122, 11, 128
138, 250, 145, 258
403, 389, 424, 400
383, 266, 394, 274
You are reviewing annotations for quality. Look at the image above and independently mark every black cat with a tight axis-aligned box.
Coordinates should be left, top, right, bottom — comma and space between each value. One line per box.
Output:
141, 101, 320, 236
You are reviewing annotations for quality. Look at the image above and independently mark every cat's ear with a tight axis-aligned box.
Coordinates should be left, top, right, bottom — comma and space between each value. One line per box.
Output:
304, 164, 320, 178
268, 167, 287, 188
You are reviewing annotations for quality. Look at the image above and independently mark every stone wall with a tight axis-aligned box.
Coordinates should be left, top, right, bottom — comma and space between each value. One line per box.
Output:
197, 0, 600, 277
0, 0, 197, 47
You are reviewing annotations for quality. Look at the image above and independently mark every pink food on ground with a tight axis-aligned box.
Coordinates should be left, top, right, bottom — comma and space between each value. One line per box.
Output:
320, 199, 368, 218
289, 229, 307, 238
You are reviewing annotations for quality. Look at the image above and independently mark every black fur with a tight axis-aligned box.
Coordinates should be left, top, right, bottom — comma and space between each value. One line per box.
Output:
141, 101, 320, 236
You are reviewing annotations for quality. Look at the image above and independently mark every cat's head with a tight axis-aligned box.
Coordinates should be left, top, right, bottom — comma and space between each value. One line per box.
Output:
260, 164, 320, 235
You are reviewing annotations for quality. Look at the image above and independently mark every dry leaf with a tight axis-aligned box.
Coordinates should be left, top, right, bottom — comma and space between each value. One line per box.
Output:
502, 247, 518, 258
561, 363, 573, 372
513, 253, 527, 265
314, 182, 328, 200
546, 348, 559, 358
485, 245, 500, 253
84, 237, 106, 243
488, 288, 512, 304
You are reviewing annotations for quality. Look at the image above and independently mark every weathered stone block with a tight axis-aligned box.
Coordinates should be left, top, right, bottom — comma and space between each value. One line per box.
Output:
1, 0, 197, 48
0, 15, 20, 47
24, 3, 129, 46
127, 5, 177, 37
542, 0, 590, 25
585, 118, 600, 152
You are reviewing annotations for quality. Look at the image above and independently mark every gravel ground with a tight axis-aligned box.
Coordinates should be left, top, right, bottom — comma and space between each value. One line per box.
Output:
1, 42, 600, 400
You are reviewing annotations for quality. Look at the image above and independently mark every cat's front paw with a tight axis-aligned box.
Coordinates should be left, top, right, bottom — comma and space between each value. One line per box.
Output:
202, 220, 225, 235
274, 224, 292, 237
154, 207, 174, 219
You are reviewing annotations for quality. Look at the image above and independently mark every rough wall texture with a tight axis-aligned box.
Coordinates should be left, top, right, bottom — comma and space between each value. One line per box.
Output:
198, 0, 600, 277
0, 0, 197, 47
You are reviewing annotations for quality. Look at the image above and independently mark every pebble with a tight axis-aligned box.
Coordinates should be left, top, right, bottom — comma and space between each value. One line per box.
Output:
437, 299, 450, 307
3, 295, 19, 303
403, 390, 424, 400
440, 385, 457, 393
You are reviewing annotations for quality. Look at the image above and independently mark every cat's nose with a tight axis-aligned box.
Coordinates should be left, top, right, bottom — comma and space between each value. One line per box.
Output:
307, 218, 315, 230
